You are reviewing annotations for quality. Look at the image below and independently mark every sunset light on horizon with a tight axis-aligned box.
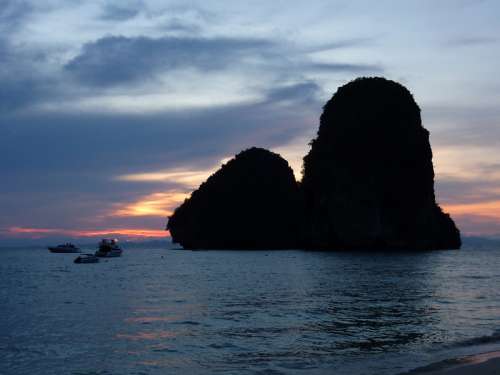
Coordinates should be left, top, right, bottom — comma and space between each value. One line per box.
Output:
4, 226, 169, 240
4, 4, 500, 375
1, 0, 499, 244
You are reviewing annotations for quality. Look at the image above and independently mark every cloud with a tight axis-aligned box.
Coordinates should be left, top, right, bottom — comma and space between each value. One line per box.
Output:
448, 214, 500, 236
0, 0, 32, 33
0, 2, 384, 241
64, 36, 274, 87
0, 37, 60, 114
0, 81, 321, 234
110, 191, 188, 217
302, 38, 374, 53
3, 226, 167, 239
64, 34, 383, 88
0, 70, 54, 113
305, 62, 383, 74
0, 81, 320, 176
162, 18, 202, 34
265, 81, 323, 103
436, 174, 500, 206
116, 169, 214, 186
436, 170, 500, 236
446, 36, 498, 47
426, 105, 500, 148
100, 2, 143, 21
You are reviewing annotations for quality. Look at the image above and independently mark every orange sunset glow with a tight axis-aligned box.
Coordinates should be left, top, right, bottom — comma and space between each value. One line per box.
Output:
0, 0, 500, 243
6, 227, 169, 239
111, 192, 189, 217
443, 201, 500, 220
3, 3, 500, 375
116, 169, 214, 185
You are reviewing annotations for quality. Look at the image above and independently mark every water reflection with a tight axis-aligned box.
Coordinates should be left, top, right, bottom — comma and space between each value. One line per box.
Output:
2, 247, 500, 375
124, 316, 180, 324
116, 331, 177, 341
302, 252, 443, 353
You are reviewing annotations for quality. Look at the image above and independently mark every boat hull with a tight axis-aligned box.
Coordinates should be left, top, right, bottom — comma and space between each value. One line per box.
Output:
48, 247, 80, 253
74, 255, 99, 264
94, 249, 122, 257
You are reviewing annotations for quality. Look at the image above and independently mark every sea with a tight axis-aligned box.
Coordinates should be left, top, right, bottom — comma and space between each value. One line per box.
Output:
1, 240, 500, 375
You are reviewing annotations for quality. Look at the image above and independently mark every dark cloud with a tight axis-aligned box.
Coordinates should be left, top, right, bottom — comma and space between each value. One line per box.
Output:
151, 4, 216, 24
302, 38, 374, 53
266, 81, 322, 103
306, 62, 383, 74
0, 71, 54, 113
0, 82, 321, 230
64, 35, 383, 88
0, 0, 32, 33
162, 18, 202, 33
436, 174, 500, 205
100, 2, 142, 21
452, 214, 500, 236
0, 81, 320, 178
0, 5, 383, 239
425, 105, 500, 147
446, 36, 498, 47
64, 36, 274, 87
435, 170, 500, 236
477, 163, 500, 174
0, 39, 56, 113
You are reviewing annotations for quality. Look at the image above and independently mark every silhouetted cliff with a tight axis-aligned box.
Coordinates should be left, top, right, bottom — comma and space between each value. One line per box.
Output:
166, 77, 461, 250
301, 77, 461, 249
167, 147, 301, 249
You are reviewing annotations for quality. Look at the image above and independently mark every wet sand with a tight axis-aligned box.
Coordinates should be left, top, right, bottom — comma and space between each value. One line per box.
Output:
415, 351, 500, 375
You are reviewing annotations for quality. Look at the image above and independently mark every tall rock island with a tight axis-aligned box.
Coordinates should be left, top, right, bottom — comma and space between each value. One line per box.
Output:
166, 77, 460, 250
301, 77, 460, 249
167, 147, 301, 249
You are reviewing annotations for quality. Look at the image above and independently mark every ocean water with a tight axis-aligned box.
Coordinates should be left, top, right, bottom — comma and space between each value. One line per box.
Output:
1, 243, 500, 375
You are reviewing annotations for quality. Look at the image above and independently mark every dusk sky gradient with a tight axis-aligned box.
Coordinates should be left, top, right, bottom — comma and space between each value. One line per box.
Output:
1, 0, 500, 244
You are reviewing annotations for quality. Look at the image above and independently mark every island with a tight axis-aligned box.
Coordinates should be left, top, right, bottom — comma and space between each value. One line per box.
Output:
167, 77, 461, 250
167, 147, 301, 249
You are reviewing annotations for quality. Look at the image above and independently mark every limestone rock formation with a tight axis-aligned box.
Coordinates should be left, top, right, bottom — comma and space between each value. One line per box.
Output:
301, 77, 461, 249
167, 147, 301, 249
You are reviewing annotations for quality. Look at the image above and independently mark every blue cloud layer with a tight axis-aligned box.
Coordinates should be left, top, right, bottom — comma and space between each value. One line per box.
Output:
1, 0, 500, 240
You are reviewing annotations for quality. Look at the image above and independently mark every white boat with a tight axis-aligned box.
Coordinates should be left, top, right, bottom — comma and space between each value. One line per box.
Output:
74, 254, 99, 264
95, 239, 123, 257
48, 243, 80, 253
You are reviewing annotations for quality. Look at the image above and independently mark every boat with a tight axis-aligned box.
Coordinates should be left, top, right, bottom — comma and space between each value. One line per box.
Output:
74, 254, 99, 264
94, 239, 123, 257
48, 243, 80, 253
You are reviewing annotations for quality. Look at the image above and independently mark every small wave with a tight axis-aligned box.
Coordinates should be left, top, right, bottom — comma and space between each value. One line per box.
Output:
448, 330, 500, 348
208, 342, 240, 349
152, 346, 178, 353
173, 320, 200, 326
253, 369, 287, 375
402, 350, 500, 374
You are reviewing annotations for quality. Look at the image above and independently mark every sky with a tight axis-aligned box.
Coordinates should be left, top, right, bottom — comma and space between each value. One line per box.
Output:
1, 0, 500, 244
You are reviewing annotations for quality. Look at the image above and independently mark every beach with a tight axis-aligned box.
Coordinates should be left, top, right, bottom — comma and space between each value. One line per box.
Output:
411, 351, 500, 375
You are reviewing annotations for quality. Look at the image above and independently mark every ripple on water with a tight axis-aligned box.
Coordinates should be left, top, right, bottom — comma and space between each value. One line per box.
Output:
116, 331, 177, 341
2, 246, 500, 375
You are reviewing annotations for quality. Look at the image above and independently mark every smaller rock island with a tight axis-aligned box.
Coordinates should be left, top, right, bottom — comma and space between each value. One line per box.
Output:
167, 147, 301, 249
166, 77, 461, 251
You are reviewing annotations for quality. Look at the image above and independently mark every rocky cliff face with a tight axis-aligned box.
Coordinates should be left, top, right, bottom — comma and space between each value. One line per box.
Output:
301, 77, 461, 249
167, 77, 461, 250
167, 147, 301, 249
